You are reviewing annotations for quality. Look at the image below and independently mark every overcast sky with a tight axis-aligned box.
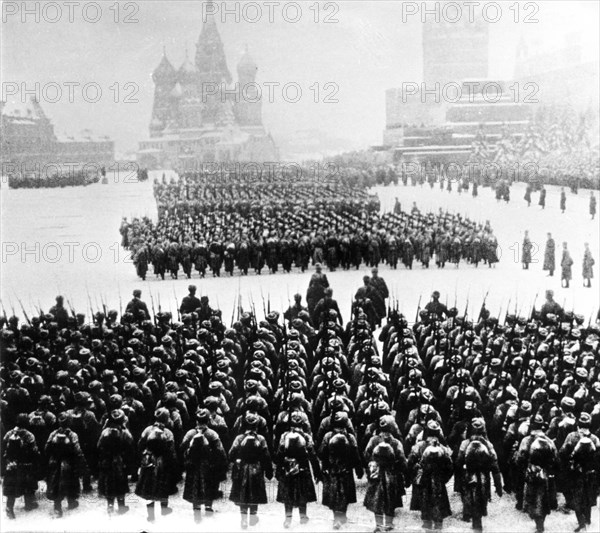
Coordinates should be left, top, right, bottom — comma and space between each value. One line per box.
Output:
2, 0, 599, 154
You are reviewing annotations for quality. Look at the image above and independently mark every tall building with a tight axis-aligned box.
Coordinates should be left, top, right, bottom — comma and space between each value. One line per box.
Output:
422, 18, 489, 86
138, 4, 278, 169
383, 13, 489, 146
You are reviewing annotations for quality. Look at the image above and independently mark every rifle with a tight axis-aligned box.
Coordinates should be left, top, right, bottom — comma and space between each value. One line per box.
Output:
414, 294, 422, 324
118, 285, 123, 319
86, 289, 96, 326
0, 299, 8, 322
15, 295, 31, 325
173, 286, 181, 321
478, 289, 489, 322
260, 287, 267, 319
148, 288, 157, 325
231, 292, 237, 327
530, 292, 538, 320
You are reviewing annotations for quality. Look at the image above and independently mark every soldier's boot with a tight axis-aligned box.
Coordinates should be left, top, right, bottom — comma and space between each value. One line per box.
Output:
433, 520, 443, 530
249, 505, 259, 526
472, 516, 483, 531
67, 498, 79, 510
24, 493, 38, 511
160, 500, 173, 516
53, 500, 63, 518
146, 503, 155, 522
375, 513, 385, 532
204, 501, 215, 515
240, 506, 249, 529
299, 505, 309, 524
284, 505, 293, 528
194, 505, 202, 523
384, 514, 394, 530
534, 517, 545, 533
6, 497, 16, 519
107, 500, 115, 516
116, 497, 129, 515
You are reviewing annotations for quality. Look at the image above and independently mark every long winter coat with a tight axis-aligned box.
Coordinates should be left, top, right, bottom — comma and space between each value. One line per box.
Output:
364, 432, 407, 515
455, 436, 502, 520
181, 425, 227, 504
275, 430, 321, 506
543, 239, 555, 272
2, 427, 39, 497
515, 432, 559, 520
561, 250, 574, 281
408, 439, 453, 523
319, 429, 363, 512
97, 426, 135, 499
45, 428, 87, 501
583, 249, 595, 279
229, 431, 273, 505
134, 423, 179, 501
559, 431, 600, 517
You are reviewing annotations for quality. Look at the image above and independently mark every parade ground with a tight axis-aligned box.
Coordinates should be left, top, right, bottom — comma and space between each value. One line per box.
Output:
1, 175, 599, 533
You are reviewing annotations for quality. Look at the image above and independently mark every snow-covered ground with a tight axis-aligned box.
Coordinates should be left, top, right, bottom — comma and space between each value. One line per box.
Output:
1, 174, 599, 532
1, 174, 598, 323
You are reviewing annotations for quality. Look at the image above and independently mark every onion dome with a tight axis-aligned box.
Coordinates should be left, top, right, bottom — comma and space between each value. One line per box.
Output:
152, 48, 176, 84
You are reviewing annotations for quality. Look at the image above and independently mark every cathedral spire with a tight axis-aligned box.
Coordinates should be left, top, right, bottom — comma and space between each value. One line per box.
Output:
195, 1, 232, 84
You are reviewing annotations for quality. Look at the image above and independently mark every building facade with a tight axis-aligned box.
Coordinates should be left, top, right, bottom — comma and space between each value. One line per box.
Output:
137, 8, 278, 170
0, 98, 114, 177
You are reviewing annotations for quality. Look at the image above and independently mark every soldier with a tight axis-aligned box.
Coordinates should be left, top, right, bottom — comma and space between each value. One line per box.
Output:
561, 242, 574, 288
370, 267, 389, 314
560, 188, 567, 214
524, 183, 532, 207
363, 417, 407, 532
540, 290, 563, 323
408, 425, 454, 531
424, 291, 448, 320
284, 294, 307, 325
229, 412, 274, 528
313, 288, 343, 327
275, 425, 321, 528
306, 264, 329, 319
539, 186, 546, 210
181, 408, 228, 522
319, 411, 364, 529
590, 192, 597, 220
125, 290, 150, 319
135, 408, 179, 522
515, 416, 559, 533
582, 243, 594, 288
48, 296, 69, 329
180, 285, 201, 315
543, 233, 556, 277
455, 418, 503, 531
559, 413, 600, 532
522, 230, 533, 270
45, 413, 88, 517
3, 413, 39, 519
96, 409, 135, 515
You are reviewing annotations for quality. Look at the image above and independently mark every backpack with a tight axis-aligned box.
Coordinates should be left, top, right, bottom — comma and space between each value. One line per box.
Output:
187, 430, 210, 463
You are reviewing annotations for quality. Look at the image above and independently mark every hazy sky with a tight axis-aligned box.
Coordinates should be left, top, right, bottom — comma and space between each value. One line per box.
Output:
2, 1, 599, 154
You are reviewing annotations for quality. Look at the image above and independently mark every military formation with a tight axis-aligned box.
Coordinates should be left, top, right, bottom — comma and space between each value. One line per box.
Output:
121, 173, 498, 281
1, 284, 599, 533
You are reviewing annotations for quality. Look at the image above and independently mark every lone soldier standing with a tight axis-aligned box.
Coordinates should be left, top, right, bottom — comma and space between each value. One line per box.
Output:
370, 267, 389, 311
538, 186, 546, 210
582, 243, 595, 288
561, 242, 574, 288
589, 192, 597, 220
543, 233, 555, 277
522, 231, 533, 270
560, 187, 567, 214
180, 285, 201, 315
540, 290, 563, 323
